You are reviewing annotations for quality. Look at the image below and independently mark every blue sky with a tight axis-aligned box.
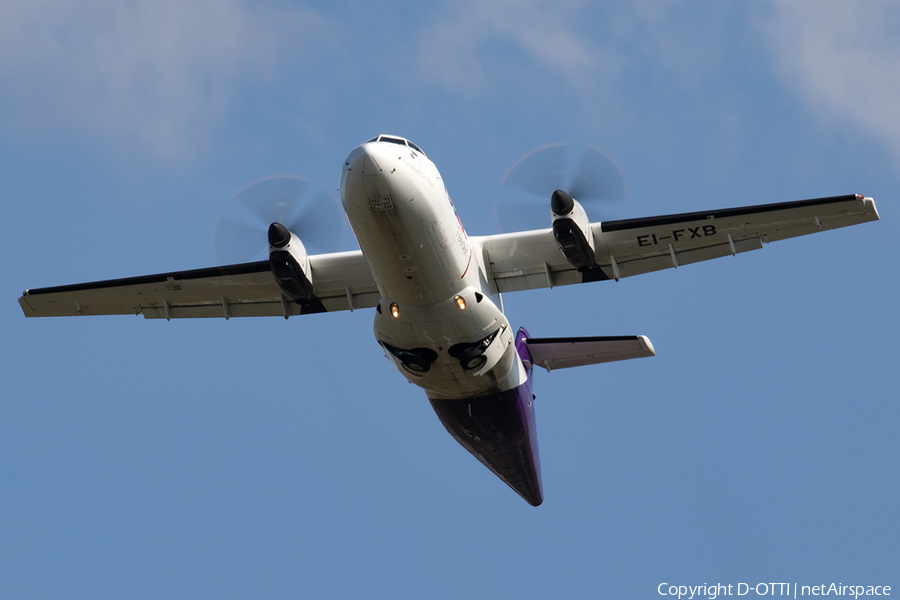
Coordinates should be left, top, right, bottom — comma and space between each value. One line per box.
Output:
2, 1, 897, 598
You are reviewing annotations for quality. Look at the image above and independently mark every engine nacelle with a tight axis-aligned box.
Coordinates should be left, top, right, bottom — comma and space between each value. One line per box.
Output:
268, 222, 314, 302
551, 190, 596, 271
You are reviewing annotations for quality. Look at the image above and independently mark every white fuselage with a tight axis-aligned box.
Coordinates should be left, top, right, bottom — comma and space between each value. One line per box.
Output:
340, 137, 524, 398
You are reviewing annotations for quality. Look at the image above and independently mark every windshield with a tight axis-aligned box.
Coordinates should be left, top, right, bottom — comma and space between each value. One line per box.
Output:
374, 135, 427, 157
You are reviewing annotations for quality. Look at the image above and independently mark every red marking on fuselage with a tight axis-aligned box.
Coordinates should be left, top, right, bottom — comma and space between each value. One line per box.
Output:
460, 247, 472, 279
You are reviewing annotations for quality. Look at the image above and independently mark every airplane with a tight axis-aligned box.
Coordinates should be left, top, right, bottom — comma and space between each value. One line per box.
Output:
18, 134, 880, 506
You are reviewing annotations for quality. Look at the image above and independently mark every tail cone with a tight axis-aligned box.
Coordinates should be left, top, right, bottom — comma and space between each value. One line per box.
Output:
429, 385, 543, 506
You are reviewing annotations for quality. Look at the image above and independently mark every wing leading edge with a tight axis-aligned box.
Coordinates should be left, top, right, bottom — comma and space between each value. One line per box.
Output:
480, 194, 878, 292
19, 251, 379, 319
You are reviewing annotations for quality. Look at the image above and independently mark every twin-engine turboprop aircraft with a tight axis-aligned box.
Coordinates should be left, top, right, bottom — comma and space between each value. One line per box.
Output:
19, 135, 880, 506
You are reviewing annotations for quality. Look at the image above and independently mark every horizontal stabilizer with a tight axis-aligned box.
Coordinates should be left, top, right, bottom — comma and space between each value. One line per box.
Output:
525, 335, 655, 371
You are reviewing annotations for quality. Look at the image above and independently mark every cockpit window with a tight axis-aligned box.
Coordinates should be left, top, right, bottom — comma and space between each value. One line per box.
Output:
378, 136, 407, 147
373, 135, 428, 157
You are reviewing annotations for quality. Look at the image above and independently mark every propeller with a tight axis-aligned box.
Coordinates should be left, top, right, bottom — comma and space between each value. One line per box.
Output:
211, 175, 347, 265
495, 143, 627, 231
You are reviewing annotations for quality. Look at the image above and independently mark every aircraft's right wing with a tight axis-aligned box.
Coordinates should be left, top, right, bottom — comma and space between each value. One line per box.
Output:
18, 250, 380, 319
479, 194, 879, 292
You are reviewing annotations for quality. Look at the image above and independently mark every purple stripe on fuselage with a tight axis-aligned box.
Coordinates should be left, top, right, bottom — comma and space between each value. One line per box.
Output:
428, 328, 543, 506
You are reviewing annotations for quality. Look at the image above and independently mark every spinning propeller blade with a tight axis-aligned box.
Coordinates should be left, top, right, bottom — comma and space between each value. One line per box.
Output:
495, 143, 628, 231
212, 175, 346, 265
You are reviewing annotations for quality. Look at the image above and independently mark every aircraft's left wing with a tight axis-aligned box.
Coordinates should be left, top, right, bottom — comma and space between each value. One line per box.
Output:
18, 251, 380, 319
479, 194, 879, 293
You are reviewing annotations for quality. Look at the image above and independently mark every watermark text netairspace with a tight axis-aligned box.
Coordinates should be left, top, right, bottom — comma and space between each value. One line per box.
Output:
658, 583, 891, 599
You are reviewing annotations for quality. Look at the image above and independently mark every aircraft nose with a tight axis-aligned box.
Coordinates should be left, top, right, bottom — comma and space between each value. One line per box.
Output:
361, 143, 383, 175
342, 143, 386, 194
341, 141, 395, 210
350, 141, 392, 176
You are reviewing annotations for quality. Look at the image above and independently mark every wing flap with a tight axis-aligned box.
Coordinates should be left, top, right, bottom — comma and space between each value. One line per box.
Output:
525, 335, 656, 371
141, 301, 283, 320
608, 237, 764, 279
493, 267, 585, 293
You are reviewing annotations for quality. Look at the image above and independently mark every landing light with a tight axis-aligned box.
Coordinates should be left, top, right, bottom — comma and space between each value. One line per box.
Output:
454, 295, 466, 310
390, 303, 400, 318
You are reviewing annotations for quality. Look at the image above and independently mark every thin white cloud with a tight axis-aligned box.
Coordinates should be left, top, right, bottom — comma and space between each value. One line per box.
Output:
414, 0, 614, 93
762, 2, 900, 161
610, 2, 731, 89
0, 0, 336, 162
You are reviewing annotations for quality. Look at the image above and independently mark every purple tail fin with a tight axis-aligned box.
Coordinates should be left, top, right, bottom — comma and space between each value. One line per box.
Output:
428, 328, 543, 506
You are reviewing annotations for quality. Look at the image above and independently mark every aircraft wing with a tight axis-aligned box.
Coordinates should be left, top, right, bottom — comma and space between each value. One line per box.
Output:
480, 194, 879, 292
18, 251, 380, 319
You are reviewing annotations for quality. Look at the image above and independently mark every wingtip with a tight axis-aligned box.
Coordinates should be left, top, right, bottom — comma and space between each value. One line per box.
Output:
18, 294, 36, 317
639, 335, 656, 357
863, 196, 880, 221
